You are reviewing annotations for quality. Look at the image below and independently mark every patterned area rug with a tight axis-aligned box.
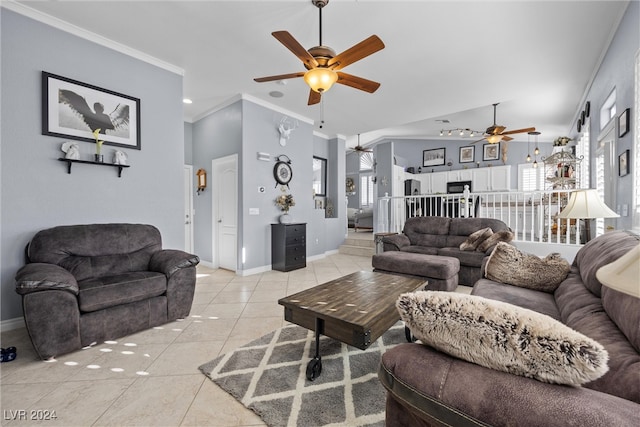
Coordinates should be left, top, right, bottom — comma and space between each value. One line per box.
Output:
199, 322, 407, 427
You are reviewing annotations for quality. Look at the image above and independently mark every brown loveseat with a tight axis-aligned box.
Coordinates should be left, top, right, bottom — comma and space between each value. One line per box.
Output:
379, 230, 640, 426
380, 216, 511, 286
15, 223, 199, 359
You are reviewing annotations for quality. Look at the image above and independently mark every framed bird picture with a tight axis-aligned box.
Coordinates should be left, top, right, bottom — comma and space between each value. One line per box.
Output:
42, 71, 141, 150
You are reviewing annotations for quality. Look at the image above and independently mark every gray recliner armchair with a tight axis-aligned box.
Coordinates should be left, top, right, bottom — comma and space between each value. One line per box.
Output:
15, 223, 199, 359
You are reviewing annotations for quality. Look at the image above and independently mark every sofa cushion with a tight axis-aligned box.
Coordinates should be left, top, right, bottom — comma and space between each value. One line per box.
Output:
438, 247, 486, 268
573, 230, 639, 297
555, 273, 640, 403
601, 286, 640, 353
27, 224, 162, 281
459, 227, 493, 251
397, 291, 609, 385
473, 279, 561, 320
449, 217, 509, 236
78, 271, 167, 313
476, 229, 514, 253
403, 216, 451, 248
484, 242, 570, 293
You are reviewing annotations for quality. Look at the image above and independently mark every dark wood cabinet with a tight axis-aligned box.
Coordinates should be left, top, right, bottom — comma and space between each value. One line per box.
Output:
271, 223, 306, 272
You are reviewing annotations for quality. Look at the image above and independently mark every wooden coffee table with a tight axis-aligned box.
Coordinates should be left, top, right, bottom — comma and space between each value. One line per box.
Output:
278, 271, 427, 380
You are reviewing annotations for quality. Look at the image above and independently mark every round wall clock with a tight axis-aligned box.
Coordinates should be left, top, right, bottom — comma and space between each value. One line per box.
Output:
273, 155, 293, 187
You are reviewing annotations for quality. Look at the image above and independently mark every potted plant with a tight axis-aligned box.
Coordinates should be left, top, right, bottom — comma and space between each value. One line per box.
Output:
275, 193, 295, 224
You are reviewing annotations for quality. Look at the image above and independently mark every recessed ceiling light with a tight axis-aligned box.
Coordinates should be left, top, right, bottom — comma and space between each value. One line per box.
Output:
269, 91, 284, 98
183, 98, 193, 104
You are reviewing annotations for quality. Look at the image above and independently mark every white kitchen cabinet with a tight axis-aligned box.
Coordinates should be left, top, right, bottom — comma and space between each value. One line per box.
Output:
472, 168, 491, 191
490, 165, 511, 191
430, 172, 448, 193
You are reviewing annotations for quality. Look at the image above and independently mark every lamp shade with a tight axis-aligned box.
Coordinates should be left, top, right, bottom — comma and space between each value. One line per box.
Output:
304, 68, 338, 93
558, 189, 619, 219
596, 244, 640, 298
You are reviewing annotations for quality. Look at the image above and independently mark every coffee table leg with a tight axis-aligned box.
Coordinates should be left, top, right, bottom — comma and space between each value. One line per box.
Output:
306, 318, 323, 381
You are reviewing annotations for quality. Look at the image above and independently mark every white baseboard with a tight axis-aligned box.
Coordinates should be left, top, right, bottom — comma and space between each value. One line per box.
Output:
239, 265, 271, 276
1, 317, 25, 332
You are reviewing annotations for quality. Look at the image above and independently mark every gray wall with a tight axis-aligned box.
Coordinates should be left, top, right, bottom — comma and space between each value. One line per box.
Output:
184, 122, 193, 165
191, 101, 243, 264
191, 99, 347, 272
1, 10, 185, 321
571, 0, 638, 230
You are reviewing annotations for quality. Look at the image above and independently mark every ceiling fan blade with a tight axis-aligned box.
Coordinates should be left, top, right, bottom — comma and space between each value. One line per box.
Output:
327, 35, 385, 71
308, 89, 321, 105
487, 125, 506, 135
336, 72, 381, 93
500, 127, 536, 136
254, 72, 305, 83
272, 31, 319, 69
502, 135, 513, 142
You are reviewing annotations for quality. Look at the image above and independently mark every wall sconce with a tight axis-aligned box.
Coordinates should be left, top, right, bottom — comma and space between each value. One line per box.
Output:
196, 169, 207, 195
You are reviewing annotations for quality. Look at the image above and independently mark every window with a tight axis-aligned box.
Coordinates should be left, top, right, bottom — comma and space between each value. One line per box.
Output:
312, 156, 326, 196
600, 88, 617, 131
359, 151, 374, 171
517, 163, 544, 191
360, 174, 374, 206
576, 121, 590, 188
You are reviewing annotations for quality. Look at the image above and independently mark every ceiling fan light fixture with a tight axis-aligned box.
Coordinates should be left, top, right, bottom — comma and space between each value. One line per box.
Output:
486, 134, 503, 144
304, 68, 338, 93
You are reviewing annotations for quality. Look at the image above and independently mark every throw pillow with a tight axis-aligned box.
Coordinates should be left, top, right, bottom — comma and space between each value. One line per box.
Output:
476, 229, 514, 252
397, 291, 609, 385
485, 242, 571, 293
459, 227, 493, 251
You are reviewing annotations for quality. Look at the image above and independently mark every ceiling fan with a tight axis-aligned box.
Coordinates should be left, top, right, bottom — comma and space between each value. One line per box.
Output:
253, 0, 385, 106
350, 134, 373, 153
471, 103, 535, 144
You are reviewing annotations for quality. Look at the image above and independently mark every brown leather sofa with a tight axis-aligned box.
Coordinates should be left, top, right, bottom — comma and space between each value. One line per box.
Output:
15, 223, 199, 359
379, 230, 640, 426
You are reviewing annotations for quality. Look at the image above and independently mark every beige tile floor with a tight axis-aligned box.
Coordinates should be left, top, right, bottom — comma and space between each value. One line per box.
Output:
0, 232, 472, 427
0, 236, 381, 427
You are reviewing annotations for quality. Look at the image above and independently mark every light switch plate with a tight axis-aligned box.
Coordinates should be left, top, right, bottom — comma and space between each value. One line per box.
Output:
249, 208, 259, 215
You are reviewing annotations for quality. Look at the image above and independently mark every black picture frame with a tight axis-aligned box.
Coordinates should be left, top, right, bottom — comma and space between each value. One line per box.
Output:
618, 108, 630, 138
42, 71, 141, 150
459, 146, 475, 163
423, 148, 446, 167
482, 143, 500, 161
619, 149, 629, 177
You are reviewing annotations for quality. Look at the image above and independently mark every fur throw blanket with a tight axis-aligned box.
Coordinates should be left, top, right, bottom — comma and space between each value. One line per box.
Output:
397, 291, 609, 385
485, 242, 571, 293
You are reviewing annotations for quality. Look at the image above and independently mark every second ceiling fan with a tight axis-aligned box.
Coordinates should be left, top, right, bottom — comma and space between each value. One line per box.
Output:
471, 103, 535, 144
254, 0, 385, 105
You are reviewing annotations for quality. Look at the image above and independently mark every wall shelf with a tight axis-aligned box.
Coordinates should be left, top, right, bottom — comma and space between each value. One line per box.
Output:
58, 158, 130, 177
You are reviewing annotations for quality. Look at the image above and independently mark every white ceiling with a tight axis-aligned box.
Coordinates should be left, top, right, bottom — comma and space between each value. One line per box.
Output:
9, 0, 629, 148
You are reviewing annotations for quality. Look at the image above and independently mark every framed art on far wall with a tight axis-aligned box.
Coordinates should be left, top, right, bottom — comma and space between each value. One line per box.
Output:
423, 148, 446, 167
619, 149, 629, 177
42, 71, 141, 150
459, 146, 475, 163
618, 108, 630, 138
483, 143, 500, 161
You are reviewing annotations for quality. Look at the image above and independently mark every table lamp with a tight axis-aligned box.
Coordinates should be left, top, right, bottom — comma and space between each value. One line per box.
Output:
596, 244, 640, 298
558, 189, 619, 242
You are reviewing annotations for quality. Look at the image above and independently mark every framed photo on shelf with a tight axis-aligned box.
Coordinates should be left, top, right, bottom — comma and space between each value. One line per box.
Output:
482, 143, 500, 161
619, 149, 629, 177
459, 146, 474, 163
42, 71, 141, 150
618, 108, 630, 138
423, 148, 446, 167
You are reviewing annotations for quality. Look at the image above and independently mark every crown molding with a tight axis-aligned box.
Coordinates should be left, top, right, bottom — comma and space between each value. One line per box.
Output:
2, 0, 184, 76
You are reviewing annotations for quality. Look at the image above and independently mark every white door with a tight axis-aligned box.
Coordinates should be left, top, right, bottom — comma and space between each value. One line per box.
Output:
212, 155, 238, 271
183, 165, 194, 253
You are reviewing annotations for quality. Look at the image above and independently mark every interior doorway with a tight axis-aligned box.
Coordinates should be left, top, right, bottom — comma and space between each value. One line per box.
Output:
183, 165, 194, 254
212, 154, 238, 271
